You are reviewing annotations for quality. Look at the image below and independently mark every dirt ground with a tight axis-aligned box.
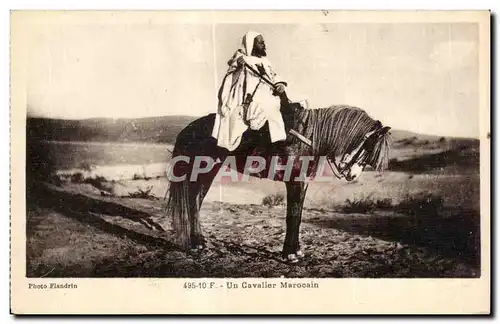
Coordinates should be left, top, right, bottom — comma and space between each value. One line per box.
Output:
26, 182, 480, 278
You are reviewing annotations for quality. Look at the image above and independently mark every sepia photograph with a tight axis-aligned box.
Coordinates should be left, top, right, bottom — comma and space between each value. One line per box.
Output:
10, 10, 490, 314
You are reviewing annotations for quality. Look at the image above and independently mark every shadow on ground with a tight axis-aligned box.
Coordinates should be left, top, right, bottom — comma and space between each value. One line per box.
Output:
27, 182, 174, 248
304, 209, 480, 268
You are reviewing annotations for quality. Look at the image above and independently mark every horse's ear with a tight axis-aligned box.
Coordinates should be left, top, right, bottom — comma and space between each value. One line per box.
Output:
374, 120, 383, 129
378, 126, 391, 137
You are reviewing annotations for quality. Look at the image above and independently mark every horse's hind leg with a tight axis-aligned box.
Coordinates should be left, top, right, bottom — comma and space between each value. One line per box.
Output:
283, 181, 308, 263
167, 161, 215, 250
188, 184, 204, 250
188, 164, 222, 250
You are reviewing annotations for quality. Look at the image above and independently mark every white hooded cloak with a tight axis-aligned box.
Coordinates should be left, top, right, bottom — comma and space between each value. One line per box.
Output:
211, 31, 287, 151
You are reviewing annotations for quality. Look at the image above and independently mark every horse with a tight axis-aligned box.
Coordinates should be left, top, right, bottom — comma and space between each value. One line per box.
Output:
165, 99, 391, 263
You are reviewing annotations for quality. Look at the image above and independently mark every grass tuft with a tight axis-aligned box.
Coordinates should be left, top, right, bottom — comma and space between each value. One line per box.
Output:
262, 193, 285, 207
339, 192, 444, 216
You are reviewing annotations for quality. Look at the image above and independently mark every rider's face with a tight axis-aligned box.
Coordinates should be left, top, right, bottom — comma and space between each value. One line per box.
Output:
252, 35, 267, 57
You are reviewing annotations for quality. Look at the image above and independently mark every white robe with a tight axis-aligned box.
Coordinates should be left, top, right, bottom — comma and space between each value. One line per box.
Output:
211, 32, 287, 151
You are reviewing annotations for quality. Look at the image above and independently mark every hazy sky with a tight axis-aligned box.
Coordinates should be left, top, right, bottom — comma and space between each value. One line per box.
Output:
26, 21, 479, 137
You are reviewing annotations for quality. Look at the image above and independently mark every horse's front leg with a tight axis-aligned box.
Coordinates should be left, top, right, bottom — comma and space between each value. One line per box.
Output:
283, 181, 308, 263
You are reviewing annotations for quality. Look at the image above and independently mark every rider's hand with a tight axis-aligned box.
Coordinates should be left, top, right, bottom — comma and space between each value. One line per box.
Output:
274, 83, 286, 95
237, 55, 246, 67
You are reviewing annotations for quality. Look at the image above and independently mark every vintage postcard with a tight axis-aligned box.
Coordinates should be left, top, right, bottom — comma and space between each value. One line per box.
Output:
10, 10, 490, 314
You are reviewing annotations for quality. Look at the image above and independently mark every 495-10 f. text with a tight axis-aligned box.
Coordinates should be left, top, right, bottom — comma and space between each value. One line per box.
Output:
183, 281, 320, 289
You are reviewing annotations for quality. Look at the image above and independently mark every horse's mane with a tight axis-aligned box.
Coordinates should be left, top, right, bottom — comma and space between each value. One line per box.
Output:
295, 105, 390, 171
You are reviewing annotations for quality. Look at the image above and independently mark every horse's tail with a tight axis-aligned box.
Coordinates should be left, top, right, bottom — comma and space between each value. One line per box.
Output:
165, 148, 193, 249
165, 113, 218, 249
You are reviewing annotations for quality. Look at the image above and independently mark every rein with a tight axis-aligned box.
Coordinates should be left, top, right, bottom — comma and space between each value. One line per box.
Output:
243, 62, 292, 103
327, 158, 345, 179
244, 62, 275, 89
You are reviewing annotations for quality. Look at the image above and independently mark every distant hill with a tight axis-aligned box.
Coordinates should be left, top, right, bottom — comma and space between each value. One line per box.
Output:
386, 129, 479, 174
27, 114, 479, 148
27, 115, 199, 144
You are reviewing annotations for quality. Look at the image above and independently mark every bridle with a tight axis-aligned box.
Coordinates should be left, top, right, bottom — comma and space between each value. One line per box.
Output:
326, 128, 378, 180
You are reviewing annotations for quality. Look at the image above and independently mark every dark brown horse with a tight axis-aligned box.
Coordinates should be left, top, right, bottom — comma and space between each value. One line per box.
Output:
166, 100, 391, 263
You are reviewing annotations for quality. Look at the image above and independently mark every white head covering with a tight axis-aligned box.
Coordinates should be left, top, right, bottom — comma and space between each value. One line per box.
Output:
240, 31, 261, 55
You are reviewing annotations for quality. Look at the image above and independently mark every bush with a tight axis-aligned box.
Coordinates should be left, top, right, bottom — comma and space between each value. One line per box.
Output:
339, 195, 394, 214
127, 186, 158, 200
84, 175, 107, 188
375, 198, 393, 209
340, 195, 376, 213
262, 193, 285, 207
396, 193, 444, 216
70, 172, 85, 183
338, 192, 444, 216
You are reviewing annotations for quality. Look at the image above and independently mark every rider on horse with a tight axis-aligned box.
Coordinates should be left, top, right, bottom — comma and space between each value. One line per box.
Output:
211, 31, 303, 151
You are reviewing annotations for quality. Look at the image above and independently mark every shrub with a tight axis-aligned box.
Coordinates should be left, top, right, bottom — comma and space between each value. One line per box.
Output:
82, 177, 106, 192
338, 195, 394, 214
375, 198, 393, 209
83, 175, 107, 189
127, 186, 158, 200
262, 193, 285, 207
337, 192, 444, 216
396, 193, 444, 216
340, 195, 376, 214
70, 172, 85, 183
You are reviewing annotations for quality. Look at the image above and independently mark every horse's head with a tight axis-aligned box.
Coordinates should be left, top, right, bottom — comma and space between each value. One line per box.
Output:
335, 122, 391, 181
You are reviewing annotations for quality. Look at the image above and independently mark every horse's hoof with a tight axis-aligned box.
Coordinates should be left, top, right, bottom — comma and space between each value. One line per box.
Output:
286, 254, 299, 264
190, 244, 205, 252
296, 250, 305, 259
